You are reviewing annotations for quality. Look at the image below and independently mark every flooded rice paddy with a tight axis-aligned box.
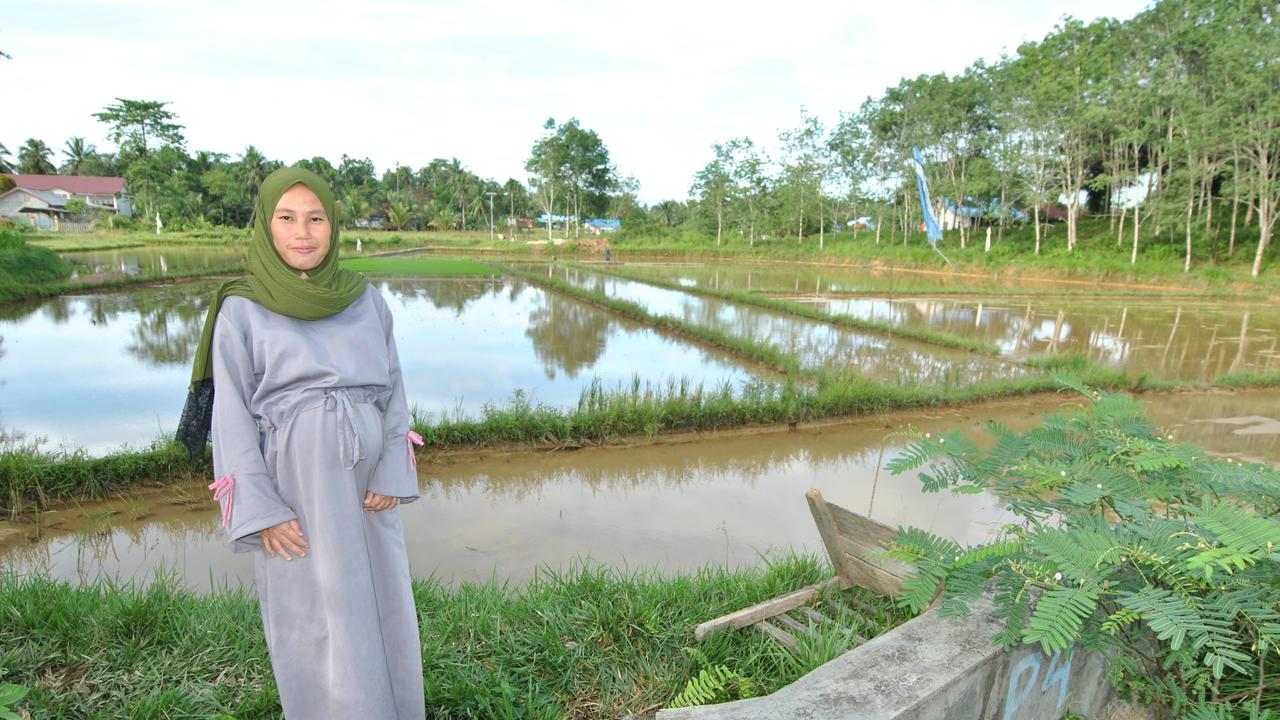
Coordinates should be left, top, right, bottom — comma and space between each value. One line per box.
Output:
61, 245, 247, 282
541, 264, 1022, 384
0, 276, 762, 452
617, 260, 1110, 295
2, 390, 1275, 592
806, 297, 1278, 381
609, 261, 1278, 381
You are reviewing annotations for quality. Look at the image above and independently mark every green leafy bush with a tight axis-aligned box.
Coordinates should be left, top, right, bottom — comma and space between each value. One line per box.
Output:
888, 380, 1280, 719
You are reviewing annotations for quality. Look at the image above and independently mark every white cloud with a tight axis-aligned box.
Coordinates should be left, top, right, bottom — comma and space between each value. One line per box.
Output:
3, 0, 1149, 202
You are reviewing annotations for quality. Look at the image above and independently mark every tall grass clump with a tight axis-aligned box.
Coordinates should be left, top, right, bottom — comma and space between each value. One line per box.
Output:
0, 439, 208, 518
0, 555, 910, 718
0, 229, 71, 287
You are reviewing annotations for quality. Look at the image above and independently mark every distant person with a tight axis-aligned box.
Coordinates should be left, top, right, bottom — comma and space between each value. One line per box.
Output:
177, 167, 425, 718
604, 245, 612, 263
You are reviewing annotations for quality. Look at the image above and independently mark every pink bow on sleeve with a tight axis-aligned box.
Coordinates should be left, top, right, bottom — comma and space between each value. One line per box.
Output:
407, 430, 425, 470
208, 475, 235, 528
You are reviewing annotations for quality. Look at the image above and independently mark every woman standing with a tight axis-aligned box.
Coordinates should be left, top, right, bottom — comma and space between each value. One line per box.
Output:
178, 167, 425, 718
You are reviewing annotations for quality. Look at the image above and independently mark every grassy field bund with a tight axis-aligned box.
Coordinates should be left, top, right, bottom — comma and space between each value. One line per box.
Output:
2, 554, 909, 718
7, 362, 1280, 519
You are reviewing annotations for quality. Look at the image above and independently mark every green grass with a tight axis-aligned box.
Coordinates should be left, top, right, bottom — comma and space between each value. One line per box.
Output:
340, 257, 499, 276
1212, 370, 1280, 388
0, 263, 246, 305
0, 555, 909, 718
611, 216, 1279, 295
0, 230, 71, 286
0, 439, 209, 519
27, 239, 149, 252
28, 228, 251, 249
408, 368, 1135, 450
578, 261, 1003, 355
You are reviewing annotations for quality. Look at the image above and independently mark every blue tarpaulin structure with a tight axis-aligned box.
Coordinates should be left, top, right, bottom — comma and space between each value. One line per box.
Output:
941, 198, 1028, 222
535, 213, 575, 224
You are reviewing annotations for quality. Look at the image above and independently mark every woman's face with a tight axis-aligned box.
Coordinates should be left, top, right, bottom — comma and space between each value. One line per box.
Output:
271, 183, 332, 274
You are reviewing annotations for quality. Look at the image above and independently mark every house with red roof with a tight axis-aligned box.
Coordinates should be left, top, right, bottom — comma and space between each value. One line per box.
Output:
0, 174, 132, 229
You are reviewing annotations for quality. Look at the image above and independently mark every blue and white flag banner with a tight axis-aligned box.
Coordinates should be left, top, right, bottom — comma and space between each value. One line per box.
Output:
911, 147, 943, 244
911, 147, 952, 266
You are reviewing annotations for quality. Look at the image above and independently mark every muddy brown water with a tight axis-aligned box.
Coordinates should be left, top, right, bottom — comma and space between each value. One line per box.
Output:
3, 390, 1275, 593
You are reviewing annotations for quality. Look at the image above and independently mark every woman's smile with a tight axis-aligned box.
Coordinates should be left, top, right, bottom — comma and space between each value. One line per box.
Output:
271, 183, 332, 273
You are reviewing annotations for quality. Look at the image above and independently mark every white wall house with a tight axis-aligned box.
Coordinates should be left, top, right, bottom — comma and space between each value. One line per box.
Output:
0, 187, 72, 230
1, 174, 132, 218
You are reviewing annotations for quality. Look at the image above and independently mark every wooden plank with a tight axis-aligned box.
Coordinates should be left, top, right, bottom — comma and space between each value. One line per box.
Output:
754, 619, 799, 649
694, 577, 840, 642
827, 502, 897, 547
842, 551, 907, 598
817, 592, 857, 622
798, 606, 829, 625
774, 612, 810, 635
828, 505, 916, 580
841, 592, 888, 627
806, 488, 860, 581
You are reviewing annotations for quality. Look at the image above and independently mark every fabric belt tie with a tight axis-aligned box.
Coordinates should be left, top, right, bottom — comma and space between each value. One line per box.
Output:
407, 430, 424, 469
208, 475, 234, 528
325, 390, 366, 470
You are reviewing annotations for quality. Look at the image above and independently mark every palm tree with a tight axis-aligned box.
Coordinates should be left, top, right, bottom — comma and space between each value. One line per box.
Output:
432, 207, 458, 231
342, 191, 372, 228
17, 138, 56, 174
387, 203, 413, 231
238, 145, 269, 197
445, 159, 473, 231
0, 142, 13, 173
61, 137, 97, 175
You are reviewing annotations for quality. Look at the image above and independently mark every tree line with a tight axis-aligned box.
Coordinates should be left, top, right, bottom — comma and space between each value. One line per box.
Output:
683, 0, 1277, 275
3, 0, 1275, 275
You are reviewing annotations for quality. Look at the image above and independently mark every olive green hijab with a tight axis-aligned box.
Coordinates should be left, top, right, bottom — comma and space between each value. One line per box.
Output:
177, 167, 367, 457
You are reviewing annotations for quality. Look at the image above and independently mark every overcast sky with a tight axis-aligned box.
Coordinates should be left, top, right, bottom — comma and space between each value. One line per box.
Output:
3, 0, 1149, 203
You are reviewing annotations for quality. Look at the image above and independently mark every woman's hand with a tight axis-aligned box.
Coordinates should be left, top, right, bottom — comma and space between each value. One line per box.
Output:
260, 519, 309, 560
363, 491, 398, 512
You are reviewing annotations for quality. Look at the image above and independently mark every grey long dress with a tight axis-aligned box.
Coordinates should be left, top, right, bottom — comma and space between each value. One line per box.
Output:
210, 284, 425, 720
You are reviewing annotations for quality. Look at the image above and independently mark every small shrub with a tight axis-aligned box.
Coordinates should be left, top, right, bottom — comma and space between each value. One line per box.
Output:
888, 381, 1280, 719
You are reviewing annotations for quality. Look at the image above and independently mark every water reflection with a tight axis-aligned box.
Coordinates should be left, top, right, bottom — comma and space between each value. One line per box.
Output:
0, 277, 761, 451
618, 261, 1088, 295
525, 290, 610, 378
5, 390, 1275, 591
810, 297, 1277, 381
62, 246, 247, 283
545, 265, 1021, 385
591, 262, 1278, 382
